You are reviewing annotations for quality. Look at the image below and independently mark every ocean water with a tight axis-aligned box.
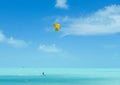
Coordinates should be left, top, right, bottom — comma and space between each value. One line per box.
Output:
0, 68, 120, 85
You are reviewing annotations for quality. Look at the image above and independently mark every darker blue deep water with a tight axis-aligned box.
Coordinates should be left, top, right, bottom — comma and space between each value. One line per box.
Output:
0, 75, 119, 85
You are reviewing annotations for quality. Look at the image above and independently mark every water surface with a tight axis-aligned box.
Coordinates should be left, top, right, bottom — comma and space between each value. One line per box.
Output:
0, 68, 120, 85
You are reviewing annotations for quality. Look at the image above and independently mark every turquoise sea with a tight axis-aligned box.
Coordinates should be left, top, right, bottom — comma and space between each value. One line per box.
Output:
0, 68, 120, 85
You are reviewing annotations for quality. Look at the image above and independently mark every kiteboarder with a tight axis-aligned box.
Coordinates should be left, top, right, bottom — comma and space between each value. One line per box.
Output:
42, 72, 45, 76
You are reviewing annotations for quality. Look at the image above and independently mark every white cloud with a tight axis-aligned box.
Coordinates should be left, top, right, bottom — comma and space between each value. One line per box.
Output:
0, 32, 6, 42
7, 37, 28, 47
55, 0, 68, 9
0, 31, 28, 47
38, 44, 61, 53
56, 5, 120, 36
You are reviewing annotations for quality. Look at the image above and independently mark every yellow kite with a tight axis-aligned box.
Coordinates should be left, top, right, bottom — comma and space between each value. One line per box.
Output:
53, 23, 60, 32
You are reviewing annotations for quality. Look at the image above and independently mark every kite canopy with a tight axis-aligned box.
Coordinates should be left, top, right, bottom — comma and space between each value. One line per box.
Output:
53, 23, 60, 32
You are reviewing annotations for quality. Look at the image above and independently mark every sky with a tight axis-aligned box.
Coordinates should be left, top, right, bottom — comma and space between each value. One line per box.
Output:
0, 0, 120, 68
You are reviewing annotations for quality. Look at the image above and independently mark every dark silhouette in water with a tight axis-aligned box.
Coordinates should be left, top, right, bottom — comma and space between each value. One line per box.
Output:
42, 72, 45, 76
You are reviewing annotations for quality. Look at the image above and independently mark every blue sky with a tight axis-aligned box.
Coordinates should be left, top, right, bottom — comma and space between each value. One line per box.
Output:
0, 0, 120, 68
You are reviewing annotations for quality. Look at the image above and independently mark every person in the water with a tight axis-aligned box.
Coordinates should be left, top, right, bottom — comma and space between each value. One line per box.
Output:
42, 72, 45, 76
